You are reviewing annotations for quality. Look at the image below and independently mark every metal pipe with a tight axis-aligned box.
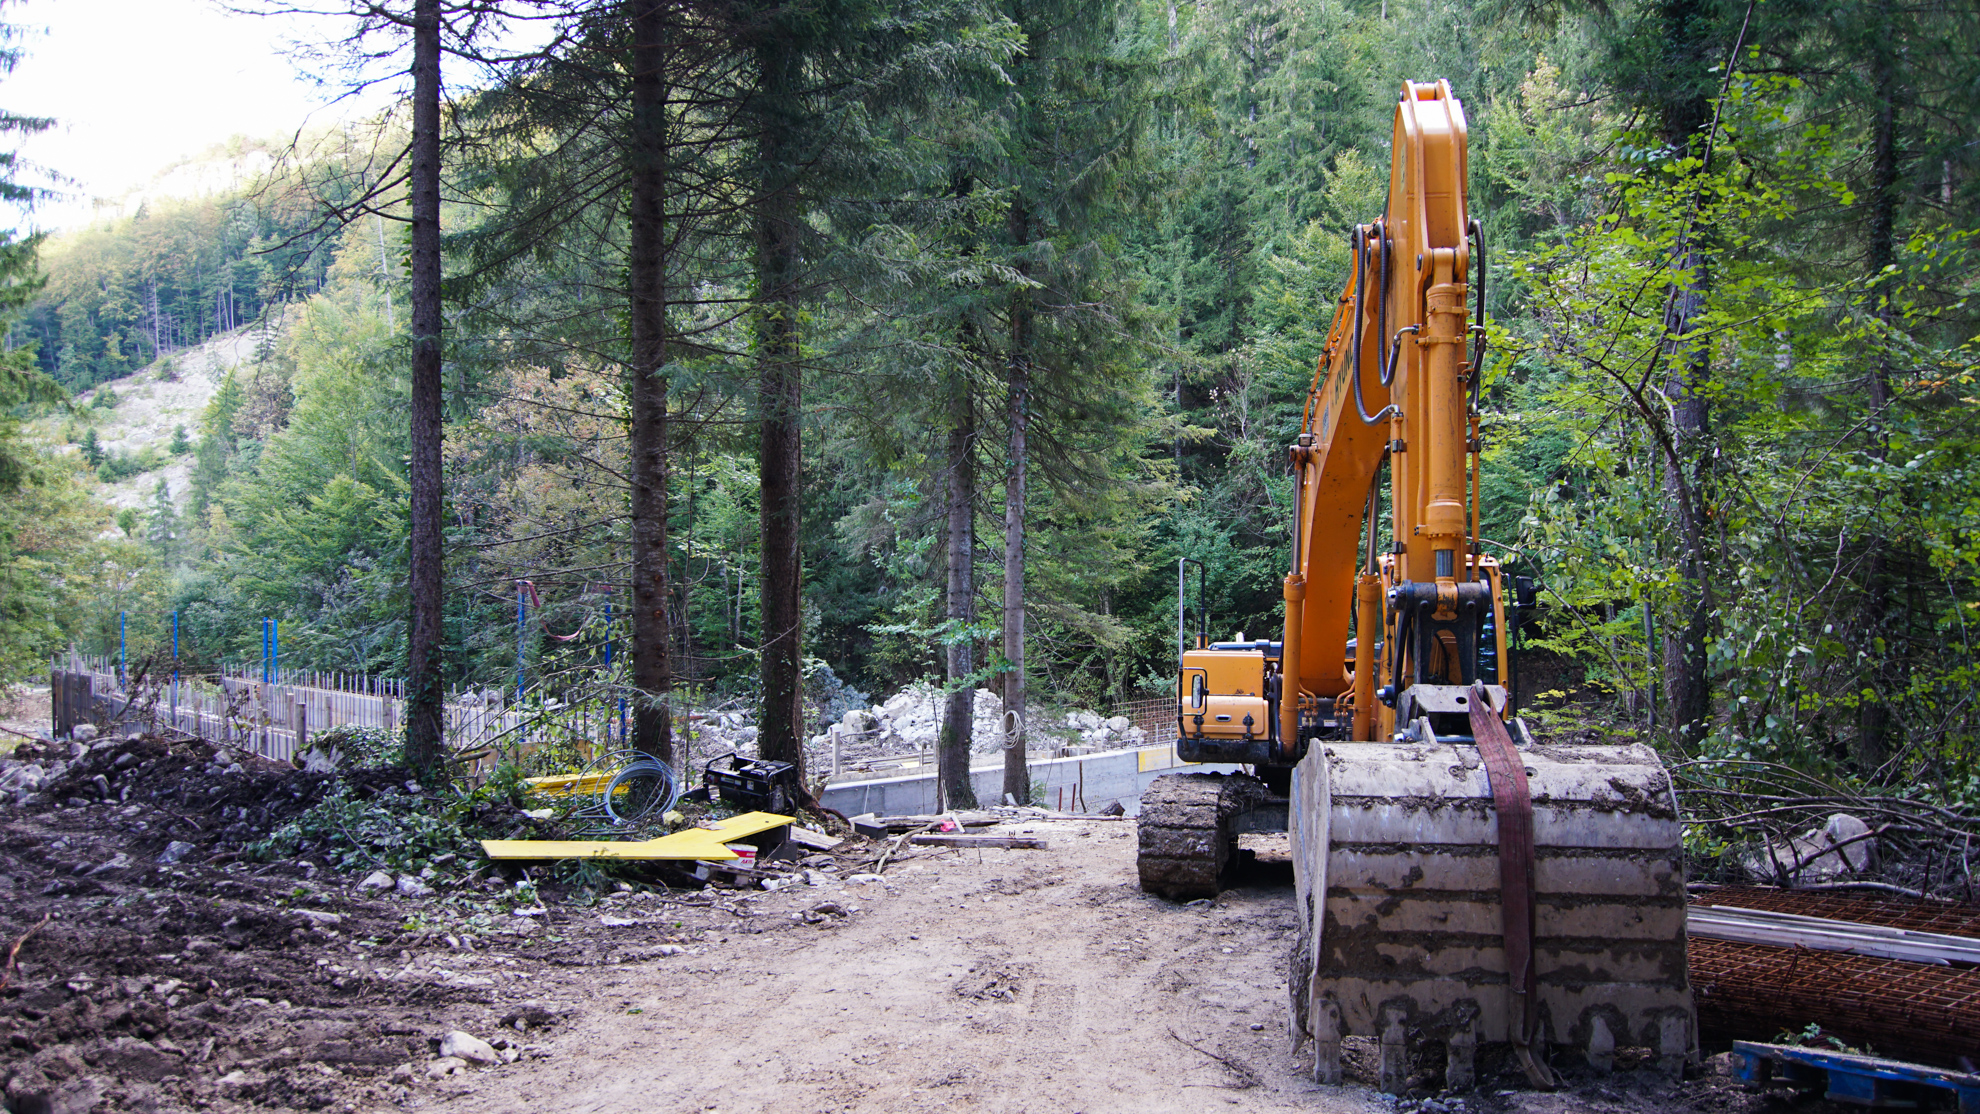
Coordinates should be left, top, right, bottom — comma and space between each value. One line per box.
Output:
1177, 557, 1186, 667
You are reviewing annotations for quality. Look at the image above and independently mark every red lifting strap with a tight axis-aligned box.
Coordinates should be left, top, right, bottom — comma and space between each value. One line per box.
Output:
1469, 683, 1556, 1089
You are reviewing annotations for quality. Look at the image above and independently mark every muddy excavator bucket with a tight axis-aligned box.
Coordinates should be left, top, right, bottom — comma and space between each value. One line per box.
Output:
1287, 728, 1694, 1091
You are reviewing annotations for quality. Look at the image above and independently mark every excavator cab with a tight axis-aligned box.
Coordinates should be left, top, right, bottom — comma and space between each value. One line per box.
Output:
1176, 638, 1276, 765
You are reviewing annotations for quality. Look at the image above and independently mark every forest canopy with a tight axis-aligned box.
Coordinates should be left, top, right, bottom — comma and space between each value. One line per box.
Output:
4, 0, 1978, 800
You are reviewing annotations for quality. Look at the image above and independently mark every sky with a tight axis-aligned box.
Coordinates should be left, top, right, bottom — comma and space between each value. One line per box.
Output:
3, 0, 399, 233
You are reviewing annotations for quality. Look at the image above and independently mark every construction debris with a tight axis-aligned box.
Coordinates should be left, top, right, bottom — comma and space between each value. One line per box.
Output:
908, 834, 1048, 850
1732, 1040, 1980, 1111
848, 811, 1001, 837
787, 825, 843, 851
477, 811, 794, 861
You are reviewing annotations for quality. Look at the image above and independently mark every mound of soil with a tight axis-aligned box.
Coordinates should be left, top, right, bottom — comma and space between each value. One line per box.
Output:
0, 736, 528, 1112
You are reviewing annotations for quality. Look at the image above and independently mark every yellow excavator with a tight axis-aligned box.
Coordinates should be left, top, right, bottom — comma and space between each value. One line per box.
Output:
1138, 82, 1694, 1090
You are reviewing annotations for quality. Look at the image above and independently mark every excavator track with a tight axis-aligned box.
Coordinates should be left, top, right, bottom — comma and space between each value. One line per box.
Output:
1136, 772, 1272, 899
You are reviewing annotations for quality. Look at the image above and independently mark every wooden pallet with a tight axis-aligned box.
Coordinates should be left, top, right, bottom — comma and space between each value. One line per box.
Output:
1734, 1041, 1980, 1113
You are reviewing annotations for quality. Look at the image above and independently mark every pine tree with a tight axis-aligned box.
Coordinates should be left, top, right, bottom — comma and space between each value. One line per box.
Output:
147, 478, 178, 562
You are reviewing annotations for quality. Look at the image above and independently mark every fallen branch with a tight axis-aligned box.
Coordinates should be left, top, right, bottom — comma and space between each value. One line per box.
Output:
0, 912, 53, 991
909, 834, 1048, 850
1166, 1026, 1261, 1089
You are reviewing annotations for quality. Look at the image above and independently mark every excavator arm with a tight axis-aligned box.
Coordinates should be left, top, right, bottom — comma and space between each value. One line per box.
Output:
1176, 79, 1509, 763
1284, 77, 1506, 751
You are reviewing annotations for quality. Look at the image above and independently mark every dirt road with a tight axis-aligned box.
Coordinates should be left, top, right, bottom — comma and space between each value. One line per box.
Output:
445, 820, 1375, 1114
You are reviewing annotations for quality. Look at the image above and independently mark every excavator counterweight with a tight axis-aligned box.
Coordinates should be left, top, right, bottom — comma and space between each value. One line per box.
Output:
1137, 80, 1694, 1091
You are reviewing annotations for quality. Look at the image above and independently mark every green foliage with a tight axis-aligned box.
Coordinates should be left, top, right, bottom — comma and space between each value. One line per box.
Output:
248, 788, 473, 875
314, 724, 401, 767
96, 445, 165, 483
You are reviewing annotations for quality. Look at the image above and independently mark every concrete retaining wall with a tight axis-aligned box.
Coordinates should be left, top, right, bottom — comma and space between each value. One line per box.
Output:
817, 742, 1239, 817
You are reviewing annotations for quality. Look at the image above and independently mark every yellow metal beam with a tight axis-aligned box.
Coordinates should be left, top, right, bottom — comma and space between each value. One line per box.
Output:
479, 811, 794, 861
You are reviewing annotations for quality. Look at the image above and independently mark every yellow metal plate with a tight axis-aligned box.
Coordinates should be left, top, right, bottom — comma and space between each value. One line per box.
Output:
478, 811, 794, 861
523, 772, 619, 798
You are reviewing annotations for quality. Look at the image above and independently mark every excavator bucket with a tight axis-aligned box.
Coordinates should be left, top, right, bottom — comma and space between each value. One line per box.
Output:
1288, 730, 1694, 1090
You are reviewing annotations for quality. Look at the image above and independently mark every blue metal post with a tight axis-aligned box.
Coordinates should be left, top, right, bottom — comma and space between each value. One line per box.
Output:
272, 619, 279, 684
118, 611, 127, 683
604, 599, 614, 746
516, 583, 527, 703
171, 611, 179, 682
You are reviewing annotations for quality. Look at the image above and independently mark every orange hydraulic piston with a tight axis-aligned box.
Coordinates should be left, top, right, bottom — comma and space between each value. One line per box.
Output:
1280, 571, 1305, 760
1352, 572, 1382, 741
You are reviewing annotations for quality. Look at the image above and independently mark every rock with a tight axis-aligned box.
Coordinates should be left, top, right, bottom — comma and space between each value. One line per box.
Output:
89, 773, 110, 797
397, 875, 435, 898
1743, 811, 1878, 884
157, 841, 197, 864
655, 944, 685, 956
86, 852, 131, 876
298, 747, 339, 774
293, 909, 343, 927
223, 762, 244, 776
358, 871, 394, 892
426, 1056, 467, 1078
72, 724, 97, 742
1106, 715, 1131, 733
389, 1063, 415, 1082
439, 1031, 499, 1064
19, 1078, 108, 1114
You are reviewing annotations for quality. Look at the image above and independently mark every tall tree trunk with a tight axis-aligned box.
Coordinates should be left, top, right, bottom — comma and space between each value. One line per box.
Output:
1855, 36, 1902, 771
1001, 202, 1032, 806
403, 0, 446, 774
942, 377, 979, 809
1654, 0, 1716, 749
754, 31, 805, 772
627, 0, 675, 764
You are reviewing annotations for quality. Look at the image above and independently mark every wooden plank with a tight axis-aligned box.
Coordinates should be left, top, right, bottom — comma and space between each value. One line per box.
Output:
908, 834, 1048, 849
788, 826, 843, 851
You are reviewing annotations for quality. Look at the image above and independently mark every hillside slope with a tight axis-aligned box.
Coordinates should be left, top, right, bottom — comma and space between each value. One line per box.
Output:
34, 324, 274, 515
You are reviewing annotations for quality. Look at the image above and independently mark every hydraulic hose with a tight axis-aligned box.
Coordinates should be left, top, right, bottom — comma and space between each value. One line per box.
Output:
1352, 225, 1399, 425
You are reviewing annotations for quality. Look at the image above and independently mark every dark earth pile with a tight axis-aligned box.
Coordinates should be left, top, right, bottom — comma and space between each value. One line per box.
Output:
0, 735, 555, 1113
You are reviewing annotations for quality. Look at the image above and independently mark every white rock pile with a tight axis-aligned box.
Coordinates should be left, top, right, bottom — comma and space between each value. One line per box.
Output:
804, 683, 1147, 770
